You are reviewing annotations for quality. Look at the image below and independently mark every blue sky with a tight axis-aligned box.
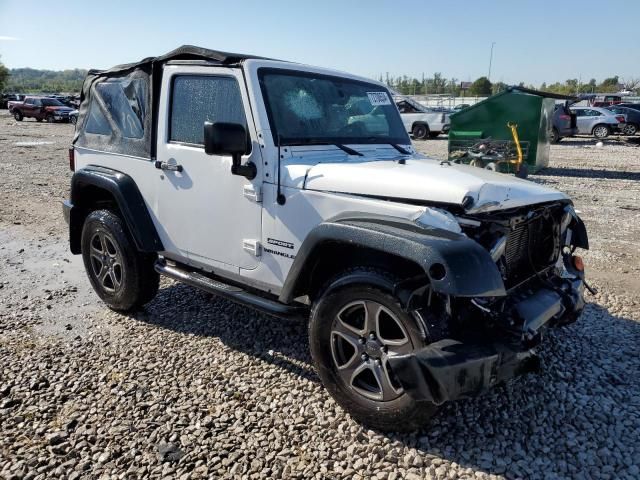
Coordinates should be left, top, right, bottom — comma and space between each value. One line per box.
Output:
1, 0, 638, 86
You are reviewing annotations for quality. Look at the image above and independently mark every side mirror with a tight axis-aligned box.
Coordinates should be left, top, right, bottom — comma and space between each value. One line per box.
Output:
204, 121, 256, 180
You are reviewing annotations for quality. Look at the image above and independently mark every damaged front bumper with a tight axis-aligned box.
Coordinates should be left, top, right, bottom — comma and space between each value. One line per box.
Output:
388, 274, 585, 405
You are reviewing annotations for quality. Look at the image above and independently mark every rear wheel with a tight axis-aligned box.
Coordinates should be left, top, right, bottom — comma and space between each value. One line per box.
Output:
412, 124, 429, 140
46, 114, 55, 123
592, 124, 610, 139
550, 128, 560, 143
309, 268, 438, 431
81, 210, 159, 311
13, 111, 23, 121
623, 123, 638, 135
71, 115, 77, 125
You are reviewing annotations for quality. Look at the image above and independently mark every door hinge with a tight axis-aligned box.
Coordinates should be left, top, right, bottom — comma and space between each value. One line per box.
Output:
243, 184, 262, 203
243, 239, 262, 257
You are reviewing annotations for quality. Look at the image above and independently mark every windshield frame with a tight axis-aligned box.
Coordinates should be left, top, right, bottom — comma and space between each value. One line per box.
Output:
257, 67, 410, 147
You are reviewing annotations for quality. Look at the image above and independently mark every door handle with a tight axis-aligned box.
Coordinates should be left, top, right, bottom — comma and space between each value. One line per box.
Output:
155, 160, 183, 172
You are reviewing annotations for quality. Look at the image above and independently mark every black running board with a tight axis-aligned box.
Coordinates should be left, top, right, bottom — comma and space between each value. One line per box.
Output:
154, 260, 307, 320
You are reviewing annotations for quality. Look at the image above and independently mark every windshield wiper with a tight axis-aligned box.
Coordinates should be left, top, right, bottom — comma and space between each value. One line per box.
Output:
333, 143, 363, 156
389, 143, 411, 154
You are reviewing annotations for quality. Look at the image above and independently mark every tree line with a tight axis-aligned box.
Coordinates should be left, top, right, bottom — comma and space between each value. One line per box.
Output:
0, 63, 87, 94
381, 73, 640, 97
0, 56, 637, 98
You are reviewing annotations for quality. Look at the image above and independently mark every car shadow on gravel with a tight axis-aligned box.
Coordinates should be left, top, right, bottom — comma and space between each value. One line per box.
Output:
384, 302, 640, 477
556, 138, 638, 147
536, 167, 640, 181
135, 285, 640, 478
133, 282, 319, 384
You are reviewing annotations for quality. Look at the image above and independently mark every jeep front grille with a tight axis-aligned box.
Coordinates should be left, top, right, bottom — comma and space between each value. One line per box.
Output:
503, 213, 559, 288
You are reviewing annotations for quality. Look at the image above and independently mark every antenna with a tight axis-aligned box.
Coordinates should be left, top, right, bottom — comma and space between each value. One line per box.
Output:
276, 134, 286, 205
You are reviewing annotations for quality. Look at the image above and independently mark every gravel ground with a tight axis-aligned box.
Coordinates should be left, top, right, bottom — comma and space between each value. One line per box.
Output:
1, 112, 639, 479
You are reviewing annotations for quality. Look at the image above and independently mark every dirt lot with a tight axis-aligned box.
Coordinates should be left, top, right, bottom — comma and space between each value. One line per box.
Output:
1, 111, 639, 479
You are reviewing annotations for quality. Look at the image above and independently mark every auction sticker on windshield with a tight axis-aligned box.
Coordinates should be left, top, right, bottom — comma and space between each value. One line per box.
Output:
367, 92, 391, 106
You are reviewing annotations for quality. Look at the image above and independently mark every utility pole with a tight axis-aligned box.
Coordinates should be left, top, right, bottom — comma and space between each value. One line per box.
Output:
488, 42, 496, 80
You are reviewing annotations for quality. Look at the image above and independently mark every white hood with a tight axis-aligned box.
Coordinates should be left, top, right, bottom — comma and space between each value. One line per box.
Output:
299, 157, 567, 212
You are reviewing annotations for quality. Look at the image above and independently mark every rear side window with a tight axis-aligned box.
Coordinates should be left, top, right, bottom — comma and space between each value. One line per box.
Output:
170, 75, 247, 145
85, 78, 146, 138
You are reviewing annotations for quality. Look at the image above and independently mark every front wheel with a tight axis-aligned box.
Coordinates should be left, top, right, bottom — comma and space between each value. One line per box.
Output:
70, 116, 77, 125
81, 210, 159, 311
46, 114, 55, 123
411, 124, 429, 140
592, 124, 610, 139
309, 269, 438, 431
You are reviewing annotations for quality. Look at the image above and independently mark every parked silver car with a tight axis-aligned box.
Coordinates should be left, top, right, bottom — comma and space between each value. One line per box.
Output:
570, 106, 625, 139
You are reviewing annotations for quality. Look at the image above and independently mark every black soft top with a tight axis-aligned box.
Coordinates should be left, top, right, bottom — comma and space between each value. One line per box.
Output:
88, 45, 273, 76
73, 45, 275, 159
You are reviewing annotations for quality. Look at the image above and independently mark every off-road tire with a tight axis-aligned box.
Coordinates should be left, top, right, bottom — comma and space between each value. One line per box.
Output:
592, 124, 610, 139
81, 210, 159, 312
13, 111, 23, 121
411, 123, 429, 140
309, 268, 438, 431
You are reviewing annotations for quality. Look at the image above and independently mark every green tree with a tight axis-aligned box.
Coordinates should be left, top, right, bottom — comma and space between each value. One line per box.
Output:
598, 76, 619, 93
492, 81, 508, 94
0, 56, 9, 92
469, 76, 492, 95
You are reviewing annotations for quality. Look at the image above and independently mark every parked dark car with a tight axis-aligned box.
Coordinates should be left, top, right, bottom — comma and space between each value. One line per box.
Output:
551, 102, 578, 143
9, 96, 74, 122
618, 103, 640, 112
607, 106, 640, 135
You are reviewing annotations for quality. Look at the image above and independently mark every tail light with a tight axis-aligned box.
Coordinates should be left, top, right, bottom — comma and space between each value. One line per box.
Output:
615, 115, 625, 123
559, 114, 570, 120
573, 255, 584, 272
68, 147, 75, 171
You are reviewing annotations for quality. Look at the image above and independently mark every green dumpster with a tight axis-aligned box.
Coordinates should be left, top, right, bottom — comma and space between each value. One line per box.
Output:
448, 87, 574, 173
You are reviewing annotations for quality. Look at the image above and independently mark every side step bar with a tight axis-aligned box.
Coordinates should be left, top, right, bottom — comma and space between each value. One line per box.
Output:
154, 260, 307, 320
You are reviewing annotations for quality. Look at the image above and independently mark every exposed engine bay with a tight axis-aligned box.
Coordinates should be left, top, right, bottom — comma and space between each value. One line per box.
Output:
388, 200, 589, 405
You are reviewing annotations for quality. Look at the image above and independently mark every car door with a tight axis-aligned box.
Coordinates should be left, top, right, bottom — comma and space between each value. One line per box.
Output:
22, 97, 35, 116
154, 66, 263, 273
573, 109, 589, 133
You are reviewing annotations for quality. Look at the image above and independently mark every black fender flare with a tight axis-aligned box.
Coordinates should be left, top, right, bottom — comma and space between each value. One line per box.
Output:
67, 166, 163, 254
278, 213, 505, 303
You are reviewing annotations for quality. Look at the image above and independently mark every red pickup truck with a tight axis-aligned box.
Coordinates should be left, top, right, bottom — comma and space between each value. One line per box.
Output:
8, 96, 74, 122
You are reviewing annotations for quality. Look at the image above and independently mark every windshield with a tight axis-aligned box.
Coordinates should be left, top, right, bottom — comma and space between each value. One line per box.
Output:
258, 69, 409, 146
42, 98, 64, 107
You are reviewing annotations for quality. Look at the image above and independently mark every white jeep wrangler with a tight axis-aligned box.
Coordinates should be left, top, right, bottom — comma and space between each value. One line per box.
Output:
64, 46, 589, 431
